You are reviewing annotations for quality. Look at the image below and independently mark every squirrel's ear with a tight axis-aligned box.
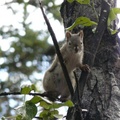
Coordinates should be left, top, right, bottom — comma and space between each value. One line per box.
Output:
78, 30, 84, 39
66, 31, 71, 40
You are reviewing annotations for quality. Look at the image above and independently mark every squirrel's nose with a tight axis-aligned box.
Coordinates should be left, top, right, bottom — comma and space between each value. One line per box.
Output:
74, 46, 79, 53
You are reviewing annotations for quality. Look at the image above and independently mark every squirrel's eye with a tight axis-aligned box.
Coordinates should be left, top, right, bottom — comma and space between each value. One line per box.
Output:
80, 41, 82, 44
68, 42, 71, 45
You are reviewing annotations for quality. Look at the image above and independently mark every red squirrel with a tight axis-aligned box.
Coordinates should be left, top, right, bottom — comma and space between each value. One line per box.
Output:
43, 30, 89, 101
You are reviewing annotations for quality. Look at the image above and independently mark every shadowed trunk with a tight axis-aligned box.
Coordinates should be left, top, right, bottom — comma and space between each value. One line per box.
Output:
60, 0, 120, 119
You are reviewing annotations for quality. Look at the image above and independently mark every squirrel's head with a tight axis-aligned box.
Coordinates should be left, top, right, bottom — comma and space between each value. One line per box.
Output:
66, 30, 84, 53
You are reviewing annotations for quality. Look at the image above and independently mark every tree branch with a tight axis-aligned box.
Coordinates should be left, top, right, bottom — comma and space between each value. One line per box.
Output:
0, 91, 58, 98
39, 1, 74, 96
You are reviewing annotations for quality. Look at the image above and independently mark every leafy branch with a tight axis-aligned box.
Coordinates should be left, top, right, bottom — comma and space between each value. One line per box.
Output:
1, 84, 74, 120
67, 0, 120, 34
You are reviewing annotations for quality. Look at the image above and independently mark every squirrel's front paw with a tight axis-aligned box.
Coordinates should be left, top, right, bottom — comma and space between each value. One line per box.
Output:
81, 64, 90, 72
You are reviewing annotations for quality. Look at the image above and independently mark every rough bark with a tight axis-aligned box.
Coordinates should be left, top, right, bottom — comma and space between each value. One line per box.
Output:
60, 0, 120, 120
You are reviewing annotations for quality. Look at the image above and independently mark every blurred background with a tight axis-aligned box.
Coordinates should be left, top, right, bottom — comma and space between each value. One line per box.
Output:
0, 0, 120, 118
0, 0, 64, 117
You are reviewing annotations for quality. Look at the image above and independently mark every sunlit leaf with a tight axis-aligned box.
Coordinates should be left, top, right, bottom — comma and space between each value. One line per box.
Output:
67, 0, 90, 4
108, 28, 118, 35
76, 0, 90, 4
51, 100, 74, 109
52, 102, 63, 109
40, 101, 51, 109
111, 30, 117, 35
21, 84, 36, 94
30, 96, 43, 104
67, 0, 74, 3
64, 100, 74, 107
66, 17, 97, 30
108, 8, 120, 26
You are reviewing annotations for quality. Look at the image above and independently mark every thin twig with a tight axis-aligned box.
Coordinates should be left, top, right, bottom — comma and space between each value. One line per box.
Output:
0, 92, 55, 98
39, 1, 74, 96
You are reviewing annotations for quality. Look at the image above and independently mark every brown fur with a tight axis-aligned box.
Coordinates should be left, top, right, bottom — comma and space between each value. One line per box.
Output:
43, 30, 88, 101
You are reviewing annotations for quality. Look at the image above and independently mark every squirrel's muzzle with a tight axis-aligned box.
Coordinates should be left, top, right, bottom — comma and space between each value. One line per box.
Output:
74, 45, 79, 53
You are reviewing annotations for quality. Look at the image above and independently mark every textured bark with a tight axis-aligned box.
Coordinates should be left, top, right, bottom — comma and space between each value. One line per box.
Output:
60, 0, 120, 120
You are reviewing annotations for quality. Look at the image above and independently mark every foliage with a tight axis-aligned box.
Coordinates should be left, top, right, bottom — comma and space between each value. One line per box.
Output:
1, 85, 74, 119
66, 0, 120, 34
107, 8, 120, 34
1, 27, 49, 76
66, 0, 98, 30
107, 8, 120, 26
21, 84, 36, 94
0, 0, 61, 117
66, 17, 97, 30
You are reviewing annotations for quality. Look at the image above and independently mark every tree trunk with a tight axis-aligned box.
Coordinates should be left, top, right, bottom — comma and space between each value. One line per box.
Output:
60, 0, 120, 120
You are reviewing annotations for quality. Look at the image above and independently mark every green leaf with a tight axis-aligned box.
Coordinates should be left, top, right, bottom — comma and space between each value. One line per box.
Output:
50, 110, 59, 116
51, 100, 74, 109
25, 101, 37, 119
30, 96, 43, 104
52, 103, 63, 109
67, 0, 90, 4
64, 100, 74, 107
111, 30, 117, 35
21, 84, 36, 94
16, 103, 37, 120
31, 95, 52, 105
50, 110, 60, 119
66, 17, 97, 30
67, 0, 74, 3
40, 101, 51, 109
31, 84, 36, 91
1, 116, 6, 120
108, 8, 120, 26
16, 114, 23, 120
76, 0, 90, 4
40, 110, 59, 119
40, 110, 49, 118
108, 27, 118, 35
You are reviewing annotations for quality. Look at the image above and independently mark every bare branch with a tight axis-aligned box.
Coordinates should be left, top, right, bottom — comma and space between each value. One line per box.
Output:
0, 91, 56, 98
39, 1, 74, 96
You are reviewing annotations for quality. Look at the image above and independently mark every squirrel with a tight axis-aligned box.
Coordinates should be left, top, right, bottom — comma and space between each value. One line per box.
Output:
43, 30, 89, 101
